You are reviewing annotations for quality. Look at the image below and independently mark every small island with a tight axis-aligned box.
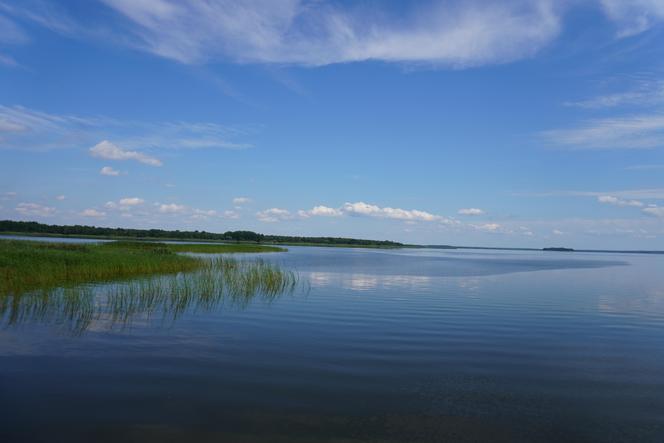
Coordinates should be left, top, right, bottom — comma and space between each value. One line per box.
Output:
543, 247, 575, 252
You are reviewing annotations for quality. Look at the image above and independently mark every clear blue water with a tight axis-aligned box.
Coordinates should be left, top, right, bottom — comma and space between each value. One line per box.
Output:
1, 243, 664, 442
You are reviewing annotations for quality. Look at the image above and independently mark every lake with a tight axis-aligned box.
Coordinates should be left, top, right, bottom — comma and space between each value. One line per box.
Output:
1, 243, 663, 442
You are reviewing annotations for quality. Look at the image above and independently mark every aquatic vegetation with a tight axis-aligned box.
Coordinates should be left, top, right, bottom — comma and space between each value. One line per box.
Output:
0, 257, 300, 334
0, 239, 285, 295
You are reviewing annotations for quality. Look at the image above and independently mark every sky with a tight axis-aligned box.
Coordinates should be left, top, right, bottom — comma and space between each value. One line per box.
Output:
1, 0, 664, 249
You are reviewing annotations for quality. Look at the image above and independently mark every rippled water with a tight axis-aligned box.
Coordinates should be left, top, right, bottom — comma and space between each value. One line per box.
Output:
2, 245, 664, 442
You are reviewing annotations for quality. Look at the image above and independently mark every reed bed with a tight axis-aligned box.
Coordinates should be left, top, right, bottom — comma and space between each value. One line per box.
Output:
0, 239, 286, 295
1, 257, 300, 334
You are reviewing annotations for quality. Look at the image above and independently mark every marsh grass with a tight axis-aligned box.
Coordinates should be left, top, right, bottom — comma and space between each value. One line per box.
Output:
0, 239, 286, 295
1, 257, 300, 334
0, 239, 298, 333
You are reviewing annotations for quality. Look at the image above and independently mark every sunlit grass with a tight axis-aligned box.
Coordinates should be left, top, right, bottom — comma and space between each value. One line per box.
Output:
0, 242, 300, 334
0, 239, 286, 295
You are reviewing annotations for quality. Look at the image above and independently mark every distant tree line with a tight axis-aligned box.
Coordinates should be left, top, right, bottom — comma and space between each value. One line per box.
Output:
0, 220, 403, 247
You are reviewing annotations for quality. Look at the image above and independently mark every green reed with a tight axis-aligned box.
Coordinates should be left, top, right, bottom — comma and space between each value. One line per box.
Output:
1, 257, 300, 334
0, 239, 286, 295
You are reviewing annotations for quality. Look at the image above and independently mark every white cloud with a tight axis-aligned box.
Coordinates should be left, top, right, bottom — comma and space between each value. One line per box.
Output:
158, 203, 186, 214
55, 195, 65, 200
552, 229, 564, 235
104, 197, 144, 212
232, 197, 251, 205
565, 80, 664, 109
119, 197, 144, 206
520, 188, 664, 200
15, 202, 55, 217
100, 0, 562, 67
473, 222, 501, 232
100, 166, 122, 176
341, 201, 442, 222
0, 105, 250, 153
600, 0, 664, 37
458, 208, 485, 216
1, 191, 17, 201
79, 208, 106, 218
643, 206, 664, 217
298, 205, 343, 218
257, 208, 292, 222
90, 140, 162, 166
223, 210, 240, 219
541, 114, 664, 150
597, 195, 644, 207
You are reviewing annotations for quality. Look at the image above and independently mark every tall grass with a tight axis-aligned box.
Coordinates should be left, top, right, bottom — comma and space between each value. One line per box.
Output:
0, 240, 286, 295
0, 257, 300, 334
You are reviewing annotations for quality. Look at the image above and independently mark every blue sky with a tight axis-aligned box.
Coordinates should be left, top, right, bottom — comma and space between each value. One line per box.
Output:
1, 0, 664, 249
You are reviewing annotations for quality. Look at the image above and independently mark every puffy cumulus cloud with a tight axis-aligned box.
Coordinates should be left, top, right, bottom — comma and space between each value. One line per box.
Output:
232, 197, 251, 205
100, 166, 122, 176
99, 0, 562, 67
341, 202, 442, 222
55, 195, 65, 201
90, 140, 162, 166
643, 206, 664, 217
597, 195, 644, 207
298, 205, 343, 218
158, 203, 187, 214
79, 208, 106, 218
15, 202, 56, 217
458, 208, 485, 216
257, 208, 292, 222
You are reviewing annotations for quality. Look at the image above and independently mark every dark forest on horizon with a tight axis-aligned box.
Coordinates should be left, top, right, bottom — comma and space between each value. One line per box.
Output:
0, 220, 404, 248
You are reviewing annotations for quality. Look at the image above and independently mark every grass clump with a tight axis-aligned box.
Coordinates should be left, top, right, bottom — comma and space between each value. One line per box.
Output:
0, 240, 286, 296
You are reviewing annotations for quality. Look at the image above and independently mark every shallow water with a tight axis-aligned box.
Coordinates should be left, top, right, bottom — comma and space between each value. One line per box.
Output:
1, 244, 664, 442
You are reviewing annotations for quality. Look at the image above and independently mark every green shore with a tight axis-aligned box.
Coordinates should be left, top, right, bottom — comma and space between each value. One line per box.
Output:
0, 239, 285, 295
0, 231, 402, 249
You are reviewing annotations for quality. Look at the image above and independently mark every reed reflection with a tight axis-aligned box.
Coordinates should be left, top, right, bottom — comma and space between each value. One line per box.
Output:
0, 258, 299, 334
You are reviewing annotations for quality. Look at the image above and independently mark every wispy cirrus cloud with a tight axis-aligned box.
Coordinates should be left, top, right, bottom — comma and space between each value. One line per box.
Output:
541, 114, 664, 150
0, 105, 252, 153
90, 140, 162, 166
598, 195, 644, 207
600, 0, 664, 37
565, 80, 664, 109
519, 188, 664, 200
4, 0, 663, 71
96, 0, 563, 67
643, 206, 664, 217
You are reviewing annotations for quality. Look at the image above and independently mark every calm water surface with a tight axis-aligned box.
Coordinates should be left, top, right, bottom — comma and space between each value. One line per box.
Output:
1, 243, 664, 442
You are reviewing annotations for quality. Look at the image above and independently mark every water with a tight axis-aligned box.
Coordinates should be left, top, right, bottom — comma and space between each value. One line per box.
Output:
1, 243, 664, 442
